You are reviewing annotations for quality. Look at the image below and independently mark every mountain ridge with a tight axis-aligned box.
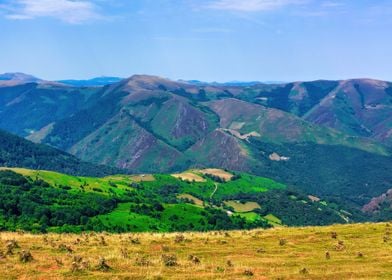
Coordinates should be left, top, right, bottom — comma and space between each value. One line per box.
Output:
1, 73, 392, 218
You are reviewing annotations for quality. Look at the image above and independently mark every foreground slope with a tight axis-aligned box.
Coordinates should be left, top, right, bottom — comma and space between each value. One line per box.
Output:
0, 223, 390, 279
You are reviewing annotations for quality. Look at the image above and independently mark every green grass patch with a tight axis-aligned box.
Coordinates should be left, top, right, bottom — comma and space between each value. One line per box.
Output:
214, 173, 285, 199
236, 212, 261, 222
2, 168, 134, 196
264, 214, 282, 225
95, 203, 166, 232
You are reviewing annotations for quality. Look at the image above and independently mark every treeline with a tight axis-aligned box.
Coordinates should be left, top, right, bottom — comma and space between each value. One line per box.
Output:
248, 139, 392, 207
0, 170, 117, 232
222, 189, 362, 226
0, 170, 270, 233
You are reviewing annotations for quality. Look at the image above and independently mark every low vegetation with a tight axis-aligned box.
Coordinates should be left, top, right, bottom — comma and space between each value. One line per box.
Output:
0, 223, 390, 279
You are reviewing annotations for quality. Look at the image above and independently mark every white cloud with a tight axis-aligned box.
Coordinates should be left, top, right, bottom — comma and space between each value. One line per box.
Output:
2, 0, 103, 24
206, 0, 306, 12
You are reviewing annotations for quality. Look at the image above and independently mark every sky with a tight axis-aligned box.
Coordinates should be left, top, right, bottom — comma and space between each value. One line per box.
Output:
0, 0, 391, 82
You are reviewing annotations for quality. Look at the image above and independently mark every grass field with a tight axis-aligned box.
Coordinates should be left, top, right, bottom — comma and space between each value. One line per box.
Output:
0, 223, 391, 279
178, 194, 205, 206
0, 167, 135, 196
224, 201, 261, 213
199, 168, 234, 181
172, 172, 206, 182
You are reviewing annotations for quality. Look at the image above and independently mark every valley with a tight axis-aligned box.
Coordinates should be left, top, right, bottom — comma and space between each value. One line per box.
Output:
1, 74, 392, 224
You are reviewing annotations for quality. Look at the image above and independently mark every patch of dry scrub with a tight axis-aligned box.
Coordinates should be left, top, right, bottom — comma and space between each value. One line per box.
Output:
0, 223, 391, 279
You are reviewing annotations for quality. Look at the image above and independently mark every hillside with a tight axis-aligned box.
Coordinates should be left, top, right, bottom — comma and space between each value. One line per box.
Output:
237, 79, 392, 145
0, 168, 365, 233
0, 222, 390, 279
0, 130, 119, 177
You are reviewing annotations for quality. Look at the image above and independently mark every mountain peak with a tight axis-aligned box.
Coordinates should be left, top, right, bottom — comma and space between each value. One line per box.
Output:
126, 74, 173, 84
121, 74, 189, 92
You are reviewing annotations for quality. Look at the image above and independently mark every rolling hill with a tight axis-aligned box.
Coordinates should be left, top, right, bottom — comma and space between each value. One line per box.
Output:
0, 167, 368, 233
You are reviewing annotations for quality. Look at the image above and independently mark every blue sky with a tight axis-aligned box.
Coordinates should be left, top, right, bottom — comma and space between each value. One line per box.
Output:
0, 0, 391, 82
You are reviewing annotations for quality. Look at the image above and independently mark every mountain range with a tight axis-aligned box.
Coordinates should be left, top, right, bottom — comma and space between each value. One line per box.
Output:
0, 72, 391, 220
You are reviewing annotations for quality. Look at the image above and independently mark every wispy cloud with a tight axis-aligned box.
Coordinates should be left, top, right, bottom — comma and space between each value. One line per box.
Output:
192, 27, 232, 33
293, 1, 346, 17
205, 0, 307, 12
1, 0, 104, 24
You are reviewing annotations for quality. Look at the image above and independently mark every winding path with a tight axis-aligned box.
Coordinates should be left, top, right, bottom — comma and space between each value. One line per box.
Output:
210, 183, 218, 199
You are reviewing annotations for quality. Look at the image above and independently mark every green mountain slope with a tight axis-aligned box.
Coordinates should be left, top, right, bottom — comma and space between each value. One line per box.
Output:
0, 82, 100, 137
206, 98, 386, 154
234, 79, 392, 146
304, 79, 392, 145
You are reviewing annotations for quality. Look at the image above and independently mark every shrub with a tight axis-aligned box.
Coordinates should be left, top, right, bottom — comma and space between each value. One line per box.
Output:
244, 269, 254, 276
19, 250, 33, 263
96, 257, 111, 271
162, 254, 177, 266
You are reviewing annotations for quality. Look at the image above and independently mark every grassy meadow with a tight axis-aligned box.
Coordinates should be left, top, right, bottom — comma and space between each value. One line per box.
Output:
0, 222, 391, 279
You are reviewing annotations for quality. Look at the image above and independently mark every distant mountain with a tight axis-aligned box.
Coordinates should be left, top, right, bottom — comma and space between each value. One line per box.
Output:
185, 80, 286, 86
0, 129, 121, 176
58, 77, 123, 87
185, 80, 263, 86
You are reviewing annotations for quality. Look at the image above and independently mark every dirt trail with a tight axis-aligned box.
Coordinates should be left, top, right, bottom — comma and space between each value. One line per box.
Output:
210, 183, 218, 199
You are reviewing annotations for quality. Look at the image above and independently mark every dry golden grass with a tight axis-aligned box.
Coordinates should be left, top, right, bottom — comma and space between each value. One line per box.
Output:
172, 172, 206, 182
0, 223, 391, 279
198, 169, 234, 181
178, 194, 204, 206
129, 174, 155, 182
